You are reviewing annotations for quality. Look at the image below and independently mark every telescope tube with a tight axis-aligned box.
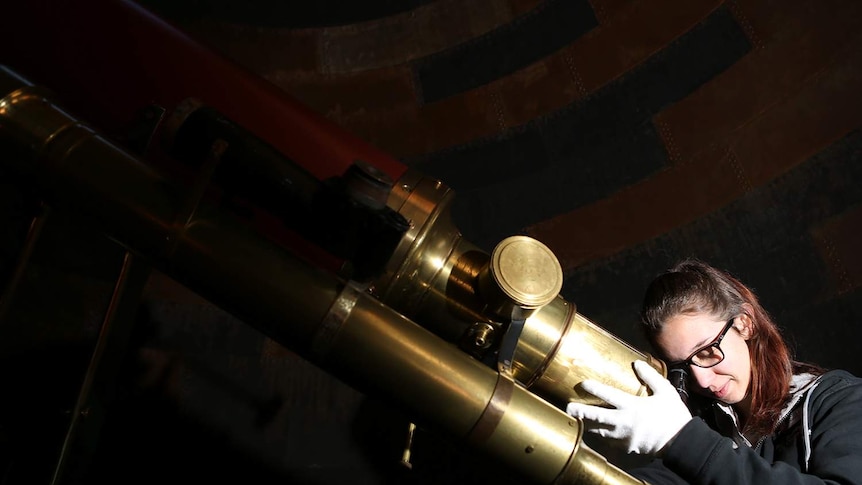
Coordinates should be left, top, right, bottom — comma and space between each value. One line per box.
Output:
0, 65, 646, 485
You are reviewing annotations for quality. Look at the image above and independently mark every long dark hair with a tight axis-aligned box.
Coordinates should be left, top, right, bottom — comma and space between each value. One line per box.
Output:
640, 259, 822, 438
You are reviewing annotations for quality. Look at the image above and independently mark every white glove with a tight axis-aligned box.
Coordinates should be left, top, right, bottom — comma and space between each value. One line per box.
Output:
566, 360, 692, 456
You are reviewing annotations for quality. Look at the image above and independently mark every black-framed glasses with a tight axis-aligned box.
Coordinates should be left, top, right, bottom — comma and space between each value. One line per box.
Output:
670, 317, 736, 369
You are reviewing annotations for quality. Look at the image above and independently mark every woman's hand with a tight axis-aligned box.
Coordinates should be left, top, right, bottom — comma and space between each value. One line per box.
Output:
566, 360, 693, 456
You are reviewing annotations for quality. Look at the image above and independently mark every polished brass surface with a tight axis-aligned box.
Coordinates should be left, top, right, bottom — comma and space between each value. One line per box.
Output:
514, 304, 666, 407
378, 170, 665, 408
376, 171, 488, 342
481, 235, 563, 319
326, 290, 642, 484
462, 322, 497, 356
1, 65, 651, 484
400, 422, 417, 469
557, 444, 648, 485
509, 296, 574, 388
0, 71, 81, 163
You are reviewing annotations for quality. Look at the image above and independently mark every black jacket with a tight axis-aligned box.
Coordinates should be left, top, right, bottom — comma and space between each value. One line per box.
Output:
629, 369, 862, 484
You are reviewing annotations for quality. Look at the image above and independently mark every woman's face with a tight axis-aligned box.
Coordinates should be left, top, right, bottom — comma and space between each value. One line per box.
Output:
655, 312, 753, 410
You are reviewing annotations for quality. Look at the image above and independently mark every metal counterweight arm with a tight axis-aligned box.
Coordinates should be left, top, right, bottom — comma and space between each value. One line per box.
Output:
0, 65, 647, 484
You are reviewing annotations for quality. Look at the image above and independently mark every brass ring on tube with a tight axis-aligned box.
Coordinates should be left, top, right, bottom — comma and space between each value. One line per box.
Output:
312, 282, 363, 357
467, 373, 515, 444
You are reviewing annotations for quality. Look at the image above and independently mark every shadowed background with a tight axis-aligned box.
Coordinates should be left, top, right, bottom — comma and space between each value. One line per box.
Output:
1, 0, 860, 483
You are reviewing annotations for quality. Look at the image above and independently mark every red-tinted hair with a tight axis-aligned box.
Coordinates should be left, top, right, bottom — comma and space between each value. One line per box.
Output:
640, 259, 820, 438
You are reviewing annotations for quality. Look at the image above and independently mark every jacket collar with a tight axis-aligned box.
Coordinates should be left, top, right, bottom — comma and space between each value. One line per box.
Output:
712, 372, 819, 448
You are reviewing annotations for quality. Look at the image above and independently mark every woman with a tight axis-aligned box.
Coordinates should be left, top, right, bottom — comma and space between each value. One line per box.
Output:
566, 259, 862, 484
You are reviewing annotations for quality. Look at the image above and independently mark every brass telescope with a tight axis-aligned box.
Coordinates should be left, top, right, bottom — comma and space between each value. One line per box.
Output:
157, 89, 667, 411
0, 65, 656, 484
